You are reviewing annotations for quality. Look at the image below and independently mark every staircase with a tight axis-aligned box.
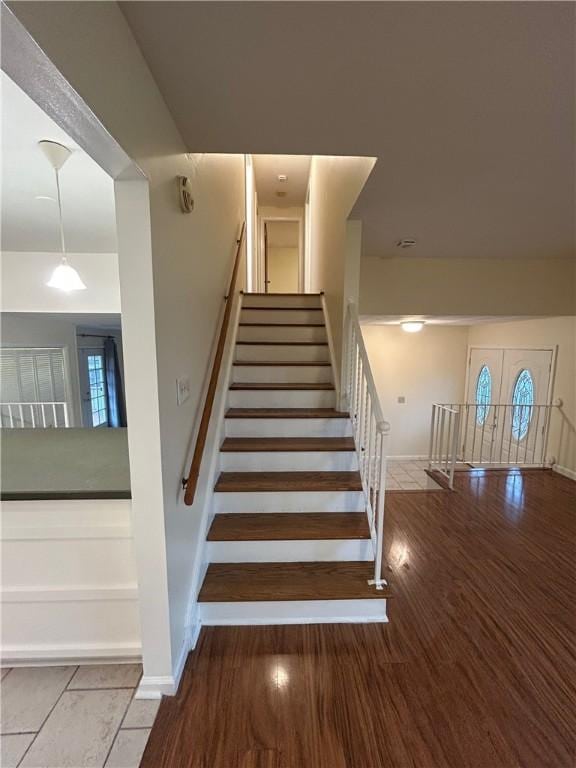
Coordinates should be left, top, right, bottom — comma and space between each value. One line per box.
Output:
197, 292, 390, 625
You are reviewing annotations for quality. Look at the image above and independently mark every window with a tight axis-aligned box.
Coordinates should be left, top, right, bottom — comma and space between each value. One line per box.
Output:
512, 369, 534, 441
0, 347, 67, 427
87, 354, 108, 426
475, 365, 492, 425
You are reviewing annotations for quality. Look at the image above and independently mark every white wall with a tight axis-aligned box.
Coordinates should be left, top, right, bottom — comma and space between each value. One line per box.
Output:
361, 324, 469, 457
360, 256, 576, 317
308, 156, 375, 378
1, 252, 121, 313
7, 2, 245, 695
1, 499, 140, 664
1, 313, 83, 426
468, 317, 576, 474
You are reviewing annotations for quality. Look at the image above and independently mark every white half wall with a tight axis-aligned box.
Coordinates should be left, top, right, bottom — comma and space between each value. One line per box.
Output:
1, 252, 121, 313
0, 499, 140, 665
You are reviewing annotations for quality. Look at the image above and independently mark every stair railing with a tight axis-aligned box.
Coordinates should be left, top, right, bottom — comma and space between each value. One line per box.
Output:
343, 301, 390, 589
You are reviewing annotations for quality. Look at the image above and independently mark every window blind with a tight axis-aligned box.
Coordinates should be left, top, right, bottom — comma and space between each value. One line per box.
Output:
0, 348, 67, 403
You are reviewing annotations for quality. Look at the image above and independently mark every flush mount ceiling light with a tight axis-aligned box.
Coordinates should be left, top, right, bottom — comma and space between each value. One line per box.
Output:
397, 238, 417, 249
401, 321, 425, 333
277, 174, 288, 182
39, 140, 86, 292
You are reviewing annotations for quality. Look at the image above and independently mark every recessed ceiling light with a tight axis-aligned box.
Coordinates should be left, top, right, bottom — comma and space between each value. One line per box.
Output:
397, 238, 417, 248
401, 321, 425, 333
277, 174, 288, 182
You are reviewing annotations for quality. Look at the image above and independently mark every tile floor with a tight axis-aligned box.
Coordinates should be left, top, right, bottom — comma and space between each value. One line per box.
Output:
386, 459, 443, 491
0, 664, 159, 768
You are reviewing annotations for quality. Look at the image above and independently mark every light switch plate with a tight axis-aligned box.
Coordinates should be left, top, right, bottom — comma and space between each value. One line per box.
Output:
177, 376, 190, 406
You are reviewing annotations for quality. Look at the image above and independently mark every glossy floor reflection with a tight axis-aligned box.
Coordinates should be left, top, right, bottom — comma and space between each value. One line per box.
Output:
142, 469, 576, 768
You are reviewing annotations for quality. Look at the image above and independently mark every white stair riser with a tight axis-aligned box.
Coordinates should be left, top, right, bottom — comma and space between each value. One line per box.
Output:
232, 365, 332, 384
229, 389, 335, 409
199, 598, 388, 625
214, 490, 365, 513
242, 295, 321, 309
220, 450, 358, 472
240, 309, 324, 325
225, 417, 352, 438
207, 538, 372, 563
237, 326, 326, 343
235, 344, 330, 362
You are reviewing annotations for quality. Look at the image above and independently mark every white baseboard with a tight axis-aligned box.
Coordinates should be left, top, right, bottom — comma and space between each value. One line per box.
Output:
387, 454, 428, 461
136, 674, 177, 699
553, 464, 576, 481
1, 642, 141, 666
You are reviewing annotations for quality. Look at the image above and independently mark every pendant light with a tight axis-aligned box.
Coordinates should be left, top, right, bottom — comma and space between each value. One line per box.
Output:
39, 140, 87, 291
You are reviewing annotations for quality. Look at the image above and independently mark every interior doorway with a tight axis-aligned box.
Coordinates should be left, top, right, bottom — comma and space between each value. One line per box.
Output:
261, 218, 302, 293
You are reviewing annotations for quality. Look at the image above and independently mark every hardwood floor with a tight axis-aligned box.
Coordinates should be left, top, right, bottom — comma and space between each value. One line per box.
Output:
142, 470, 576, 768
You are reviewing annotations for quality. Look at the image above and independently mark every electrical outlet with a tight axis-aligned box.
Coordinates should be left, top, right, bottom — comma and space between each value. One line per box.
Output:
177, 376, 190, 406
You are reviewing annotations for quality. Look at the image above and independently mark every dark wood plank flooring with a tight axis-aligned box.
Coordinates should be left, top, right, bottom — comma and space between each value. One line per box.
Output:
142, 470, 576, 768
207, 512, 369, 541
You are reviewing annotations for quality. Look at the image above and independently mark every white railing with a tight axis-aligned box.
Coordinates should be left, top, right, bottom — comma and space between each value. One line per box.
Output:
428, 404, 461, 489
0, 402, 69, 429
429, 402, 558, 488
344, 301, 390, 590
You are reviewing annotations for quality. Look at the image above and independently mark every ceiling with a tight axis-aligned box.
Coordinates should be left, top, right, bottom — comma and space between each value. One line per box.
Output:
253, 154, 311, 207
121, 1, 575, 261
266, 221, 299, 249
1, 71, 117, 253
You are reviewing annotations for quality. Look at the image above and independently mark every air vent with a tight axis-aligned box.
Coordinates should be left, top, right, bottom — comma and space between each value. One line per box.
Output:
276, 190, 287, 198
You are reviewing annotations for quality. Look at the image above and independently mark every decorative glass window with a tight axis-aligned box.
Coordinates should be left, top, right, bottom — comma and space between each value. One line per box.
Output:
88, 354, 108, 427
475, 365, 492, 425
512, 369, 534, 441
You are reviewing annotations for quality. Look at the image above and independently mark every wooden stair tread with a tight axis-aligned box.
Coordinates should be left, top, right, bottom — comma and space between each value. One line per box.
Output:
229, 382, 334, 391
233, 361, 331, 367
198, 562, 389, 602
226, 408, 349, 418
239, 323, 325, 328
236, 341, 328, 346
245, 292, 322, 297
207, 512, 369, 541
215, 471, 362, 492
242, 306, 323, 311
220, 437, 354, 452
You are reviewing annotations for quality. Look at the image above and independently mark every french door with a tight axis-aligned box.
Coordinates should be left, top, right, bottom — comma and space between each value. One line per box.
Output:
464, 347, 554, 465
78, 348, 109, 427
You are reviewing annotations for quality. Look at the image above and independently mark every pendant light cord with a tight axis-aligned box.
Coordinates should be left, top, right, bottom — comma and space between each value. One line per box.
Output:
54, 168, 67, 260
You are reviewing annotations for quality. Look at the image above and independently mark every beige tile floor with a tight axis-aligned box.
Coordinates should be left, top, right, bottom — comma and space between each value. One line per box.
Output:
386, 459, 443, 491
0, 664, 159, 768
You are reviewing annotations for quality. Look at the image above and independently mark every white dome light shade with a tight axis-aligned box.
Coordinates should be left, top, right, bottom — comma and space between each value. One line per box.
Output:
401, 321, 425, 333
47, 259, 87, 291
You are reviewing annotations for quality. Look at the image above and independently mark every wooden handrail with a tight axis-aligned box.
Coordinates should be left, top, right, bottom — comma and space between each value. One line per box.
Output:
183, 223, 245, 505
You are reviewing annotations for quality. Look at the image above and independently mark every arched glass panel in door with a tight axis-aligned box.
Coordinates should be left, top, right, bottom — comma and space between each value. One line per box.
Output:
512, 369, 534, 441
475, 365, 492, 425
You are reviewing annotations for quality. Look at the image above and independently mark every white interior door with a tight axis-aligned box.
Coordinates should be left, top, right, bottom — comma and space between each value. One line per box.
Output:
464, 348, 504, 462
498, 349, 553, 465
